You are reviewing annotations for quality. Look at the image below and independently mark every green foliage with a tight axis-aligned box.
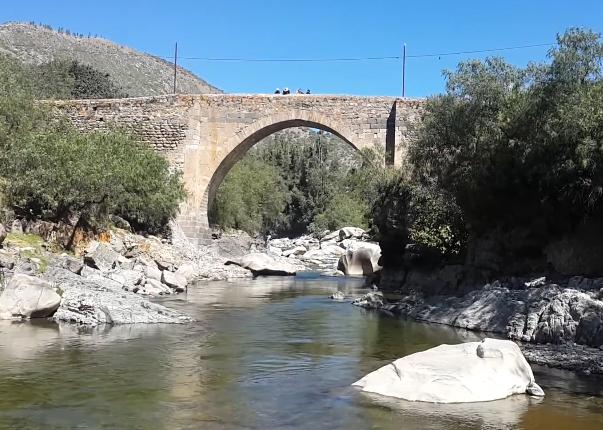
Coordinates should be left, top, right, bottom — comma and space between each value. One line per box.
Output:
0, 54, 126, 100
211, 129, 384, 237
410, 27, 603, 247
68, 60, 128, 99
310, 194, 368, 233
369, 173, 466, 264
210, 157, 287, 234
1, 124, 185, 235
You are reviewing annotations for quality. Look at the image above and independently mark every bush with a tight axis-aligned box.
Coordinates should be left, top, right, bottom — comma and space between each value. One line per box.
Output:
310, 194, 368, 233
0, 96, 185, 242
410, 28, 603, 246
210, 157, 288, 235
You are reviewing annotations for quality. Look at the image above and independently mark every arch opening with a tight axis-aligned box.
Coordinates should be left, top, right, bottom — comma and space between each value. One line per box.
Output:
204, 118, 361, 223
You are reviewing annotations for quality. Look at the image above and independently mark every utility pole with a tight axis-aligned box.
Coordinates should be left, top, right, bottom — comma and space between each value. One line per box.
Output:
402, 43, 407, 97
173, 42, 178, 94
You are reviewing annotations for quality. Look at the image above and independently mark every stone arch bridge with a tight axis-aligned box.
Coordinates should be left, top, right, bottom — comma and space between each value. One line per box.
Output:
53, 94, 424, 241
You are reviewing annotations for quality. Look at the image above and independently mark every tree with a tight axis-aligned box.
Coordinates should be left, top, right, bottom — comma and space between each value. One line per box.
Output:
1, 122, 185, 243
408, 27, 603, 263
210, 157, 288, 235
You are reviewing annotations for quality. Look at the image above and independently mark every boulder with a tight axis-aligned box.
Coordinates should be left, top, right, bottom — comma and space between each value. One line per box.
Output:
337, 243, 381, 276
57, 255, 84, 275
143, 263, 162, 282
142, 278, 172, 296
161, 270, 187, 292
282, 245, 307, 257
338, 226, 365, 240
330, 291, 345, 300
0, 273, 61, 319
45, 267, 191, 325
353, 338, 544, 403
107, 269, 143, 289
268, 246, 283, 256
352, 291, 385, 309
0, 250, 16, 269
10, 219, 23, 234
175, 262, 197, 282
225, 252, 297, 276
83, 241, 119, 272
0, 224, 6, 246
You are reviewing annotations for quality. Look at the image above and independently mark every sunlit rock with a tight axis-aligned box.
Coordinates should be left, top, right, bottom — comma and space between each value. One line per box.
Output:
353, 338, 544, 403
226, 252, 298, 276
337, 242, 381, 276
0, 273, 61, 319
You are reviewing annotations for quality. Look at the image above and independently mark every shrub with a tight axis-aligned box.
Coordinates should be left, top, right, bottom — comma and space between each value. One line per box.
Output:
1, 121, 185, 242
410, 28, 603, 245
210, 157, 288, 235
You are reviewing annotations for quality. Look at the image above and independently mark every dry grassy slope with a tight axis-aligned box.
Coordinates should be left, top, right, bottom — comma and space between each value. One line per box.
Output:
0, 22, 221, 97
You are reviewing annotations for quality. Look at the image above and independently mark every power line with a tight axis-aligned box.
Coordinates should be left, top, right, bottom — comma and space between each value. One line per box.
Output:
175, 42, 555, 62
176, 55, 400, 62
7, 41, 557, 63
406, 42, 555, 58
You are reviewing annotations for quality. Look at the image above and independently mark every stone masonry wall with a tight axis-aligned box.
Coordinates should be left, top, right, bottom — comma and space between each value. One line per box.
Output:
51, 94, 425, 241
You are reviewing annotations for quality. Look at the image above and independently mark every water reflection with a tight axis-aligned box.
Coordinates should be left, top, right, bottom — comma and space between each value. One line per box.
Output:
0, 276, 601, 430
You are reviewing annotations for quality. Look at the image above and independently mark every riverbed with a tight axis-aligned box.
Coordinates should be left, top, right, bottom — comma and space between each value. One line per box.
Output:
0, 276, 602, 429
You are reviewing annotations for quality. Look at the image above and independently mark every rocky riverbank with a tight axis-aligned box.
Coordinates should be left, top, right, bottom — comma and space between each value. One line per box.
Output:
0, 220, 260, 325
267, 226, 381, 276
0, 220, 380, 326
351, 276, 603, 374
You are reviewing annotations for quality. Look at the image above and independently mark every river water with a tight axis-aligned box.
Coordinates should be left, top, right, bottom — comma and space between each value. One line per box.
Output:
0, 276, 602, 429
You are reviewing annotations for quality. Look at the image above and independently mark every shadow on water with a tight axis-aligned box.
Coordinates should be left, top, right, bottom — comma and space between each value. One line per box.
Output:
0, 276, 601, 429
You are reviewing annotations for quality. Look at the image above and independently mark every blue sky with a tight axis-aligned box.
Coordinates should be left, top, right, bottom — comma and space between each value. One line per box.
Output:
2, 1, 602, 97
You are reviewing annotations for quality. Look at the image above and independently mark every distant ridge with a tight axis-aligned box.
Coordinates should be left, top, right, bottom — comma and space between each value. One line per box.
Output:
0, 22, 221, 97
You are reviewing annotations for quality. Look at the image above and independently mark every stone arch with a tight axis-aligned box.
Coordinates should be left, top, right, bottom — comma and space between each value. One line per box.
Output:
203, 111, 360, 225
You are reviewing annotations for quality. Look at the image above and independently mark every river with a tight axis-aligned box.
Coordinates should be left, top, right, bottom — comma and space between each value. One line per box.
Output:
0, 276, 602, 429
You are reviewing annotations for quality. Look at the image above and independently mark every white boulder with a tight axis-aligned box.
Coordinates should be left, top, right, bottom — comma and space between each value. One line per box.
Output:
282, 245, 307, 257
338, 226, 365, 240
83, 241, 119, 272
0, 224, 6, 246
0, 274, 61, 319
337, 242, 381, 276
353, 338, 544, 403
225, 252, 298, 276
161, 270, 187, 292
175, 262, 197, 282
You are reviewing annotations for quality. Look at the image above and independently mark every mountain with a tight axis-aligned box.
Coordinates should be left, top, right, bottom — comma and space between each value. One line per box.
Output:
0, 22, 221, 97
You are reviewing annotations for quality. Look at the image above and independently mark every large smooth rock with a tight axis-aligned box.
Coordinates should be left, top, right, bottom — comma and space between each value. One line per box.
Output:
175, 262, 197, 282
226, 252, 297, 276
0, 224, 6, 246
141, 278, 172, 296
353, 338, 544, 403
83, 241, 119, 272
337, 243, 381, 276
282, 245, 307, 257
0, 273, 61, 319
161, 270, 187, 292
107, 269, 143, 289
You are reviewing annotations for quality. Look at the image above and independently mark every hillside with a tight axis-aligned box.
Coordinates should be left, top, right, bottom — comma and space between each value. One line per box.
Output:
0, 22, 221, 97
